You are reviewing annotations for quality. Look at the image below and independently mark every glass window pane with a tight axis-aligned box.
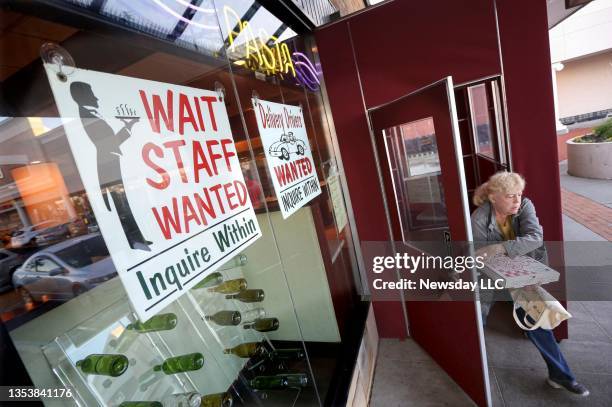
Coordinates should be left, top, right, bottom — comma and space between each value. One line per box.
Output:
36, 257, 60, 273
383, 117, 448, 243
468, 83, 495, 159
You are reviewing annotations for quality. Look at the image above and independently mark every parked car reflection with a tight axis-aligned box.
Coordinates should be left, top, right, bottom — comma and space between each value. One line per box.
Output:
0, 249, 27, 292
34, 222, 71, 246
9, 221, 58, 248
12, 233, 116, 303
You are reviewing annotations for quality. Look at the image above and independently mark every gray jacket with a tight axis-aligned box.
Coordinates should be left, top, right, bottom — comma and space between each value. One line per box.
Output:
471, 197, 548, 264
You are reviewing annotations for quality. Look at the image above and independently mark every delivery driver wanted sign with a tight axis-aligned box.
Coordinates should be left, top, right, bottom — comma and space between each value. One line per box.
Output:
252, 98, 321, 219
44, 65, 262, 321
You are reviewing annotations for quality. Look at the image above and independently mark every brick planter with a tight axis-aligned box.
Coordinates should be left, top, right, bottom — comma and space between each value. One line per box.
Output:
566, 137, 612, 179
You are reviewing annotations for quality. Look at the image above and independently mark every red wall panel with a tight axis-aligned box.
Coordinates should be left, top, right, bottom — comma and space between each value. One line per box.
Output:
495, 0, 563, 241
496, 0, 567, 338
316, 22, 409, 338
348, 0, 501, 107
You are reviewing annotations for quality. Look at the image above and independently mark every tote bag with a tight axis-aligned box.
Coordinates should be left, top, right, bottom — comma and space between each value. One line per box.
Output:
510, 286, 571, 330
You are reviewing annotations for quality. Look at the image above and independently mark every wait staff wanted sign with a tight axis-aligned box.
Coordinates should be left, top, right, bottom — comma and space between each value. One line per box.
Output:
44, 65, 261, 320
253, 98, 321, 219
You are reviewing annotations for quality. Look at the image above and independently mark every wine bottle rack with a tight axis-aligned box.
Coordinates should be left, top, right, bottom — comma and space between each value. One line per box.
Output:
36, 252, 309, 406
41, 299, 199, 406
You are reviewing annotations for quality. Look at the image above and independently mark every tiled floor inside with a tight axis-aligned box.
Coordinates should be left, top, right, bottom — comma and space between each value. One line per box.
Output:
369, 338, 474, 407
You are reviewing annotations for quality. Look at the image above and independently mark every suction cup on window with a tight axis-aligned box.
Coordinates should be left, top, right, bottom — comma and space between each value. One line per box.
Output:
40, 43, 76, 82
214, 81, 226, 102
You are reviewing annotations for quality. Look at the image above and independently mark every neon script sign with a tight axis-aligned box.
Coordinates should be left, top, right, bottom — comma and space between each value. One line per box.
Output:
223, 6, 321, 91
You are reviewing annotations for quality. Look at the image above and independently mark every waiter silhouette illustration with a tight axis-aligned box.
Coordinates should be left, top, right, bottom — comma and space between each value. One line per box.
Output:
70, 81, 152, 251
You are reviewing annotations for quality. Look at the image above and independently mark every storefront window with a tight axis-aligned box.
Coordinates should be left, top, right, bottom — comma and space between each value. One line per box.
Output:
0, 1, 362, 405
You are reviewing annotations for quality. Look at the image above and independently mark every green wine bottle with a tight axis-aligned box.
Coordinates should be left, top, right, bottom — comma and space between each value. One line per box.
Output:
153, 353, 204, 374
241, 307, 266, 323
76, 354, 128, 377
243, 318, 279, 332
205, 310, 241, 326
126, 313, 177, 332
219, 253, 248, 270
119, 402, 162, 407
225, 289, 264, 303
269, 348, 306, 360
161, 392, 201, 407
207, 278, 247, 294
223, 342, 266, 358
200, 392, 234, 407
249, 373, 308, 390
192, 272, 223, 289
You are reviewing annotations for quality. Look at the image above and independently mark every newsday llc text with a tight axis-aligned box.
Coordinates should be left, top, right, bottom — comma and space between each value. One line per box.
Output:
369, 252, 505, 294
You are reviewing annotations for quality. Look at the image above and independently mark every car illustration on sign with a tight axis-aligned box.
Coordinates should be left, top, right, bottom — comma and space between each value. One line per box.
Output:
268, 132, 306, 160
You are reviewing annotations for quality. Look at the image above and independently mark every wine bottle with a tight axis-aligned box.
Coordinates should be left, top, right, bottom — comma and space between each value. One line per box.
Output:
192, 272, 223, 289
207, 278, 247, 294
241, 307, 266, 323
219, 253, 248, 270
223, 342, 266, 358
243, 318, 279, 332
161, 392, 201, 407
126, 313, 177, 332
200, 392, 234, 407
76, 354, 128, 377
153, 353, 204, 374
270, 348, 306, 360
249, 373, 308, 390
119, 402, 162, 407
205, 310, 241, 326
225, 289, 264, 303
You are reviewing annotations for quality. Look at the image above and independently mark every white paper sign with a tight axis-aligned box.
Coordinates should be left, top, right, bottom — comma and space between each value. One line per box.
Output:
327, 172, 348, 232
44, 65, 262, 320
252, 99, 321, 218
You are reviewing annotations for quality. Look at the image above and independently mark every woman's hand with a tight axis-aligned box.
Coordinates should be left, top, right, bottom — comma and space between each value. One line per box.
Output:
475, 243, 506, 261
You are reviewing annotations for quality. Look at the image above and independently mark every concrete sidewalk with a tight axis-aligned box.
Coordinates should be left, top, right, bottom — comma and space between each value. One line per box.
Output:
559, 160, 612, 242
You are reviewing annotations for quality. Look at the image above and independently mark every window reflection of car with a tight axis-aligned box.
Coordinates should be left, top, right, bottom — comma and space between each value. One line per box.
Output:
268, 132, 306, 161
12, 233, 116, 303
34, 223, 71, 246
0, 249, 26, 292
9, 221, 58, 248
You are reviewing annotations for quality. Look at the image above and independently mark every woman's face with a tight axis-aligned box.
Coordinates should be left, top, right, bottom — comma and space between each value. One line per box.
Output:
490, 189, 522, 216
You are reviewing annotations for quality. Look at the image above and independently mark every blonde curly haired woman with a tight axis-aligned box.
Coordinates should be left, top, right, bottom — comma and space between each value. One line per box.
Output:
471, 171, 589, 397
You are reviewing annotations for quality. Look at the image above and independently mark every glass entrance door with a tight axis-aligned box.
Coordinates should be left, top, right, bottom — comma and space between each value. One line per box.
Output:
370, 77, 491, 407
